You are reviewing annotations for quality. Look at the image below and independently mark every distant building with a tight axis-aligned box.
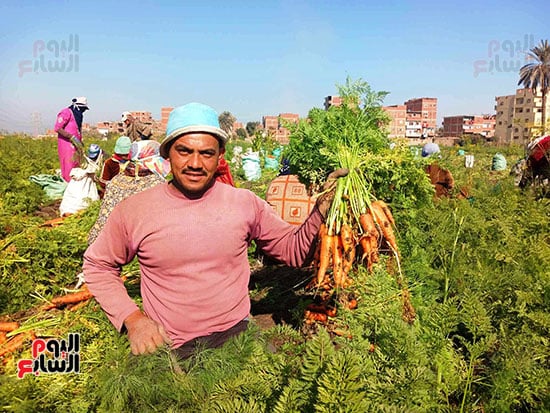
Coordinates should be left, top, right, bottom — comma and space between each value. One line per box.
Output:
383, 97, 438, 139
382, 105, 406, 138
443, 115, 496, 139
324, 95, 343, 110
404, 97, 438, 138
405, 111, 424, 138
261, 113, 300, 145
262, 115, 278, 131
95, 121, 124, 136
160, 107, 173, 132
495, 88, 550, 144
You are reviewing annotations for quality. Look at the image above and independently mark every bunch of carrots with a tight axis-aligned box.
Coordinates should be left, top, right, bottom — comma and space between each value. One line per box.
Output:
306, 145, 416, 324
310, 146, 401, 291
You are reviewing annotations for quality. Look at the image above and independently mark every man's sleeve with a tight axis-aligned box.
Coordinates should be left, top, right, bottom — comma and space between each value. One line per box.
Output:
251, 194, 323, 267
83, 207, 140, 331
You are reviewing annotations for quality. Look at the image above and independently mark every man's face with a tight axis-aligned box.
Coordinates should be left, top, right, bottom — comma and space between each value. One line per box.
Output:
123, 117, 132, 126
168, 133, 224, 198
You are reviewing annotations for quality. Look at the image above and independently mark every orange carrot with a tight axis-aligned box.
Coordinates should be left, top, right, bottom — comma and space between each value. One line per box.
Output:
0, 332, 34, 357
306, 303, 337, 317
342, 241, 356, 277
359, 212, 378, 237
332, 234, 344, 287
372, 200, 395, 226
39, 217, 66, 228
0, 322, 19, 332
316, 225, 333, 285
340, 224, 356, 277
325, 306, 338, 317
359, 235, 372, 270
304, 310, 328, 323
312, 234, 321, 268
0, 332, 7, 345
370, 203, 399, 255
369, 234, 379, 263
49, 285, 93, 309
345, 298, 358, 310
339, 224, 355, 254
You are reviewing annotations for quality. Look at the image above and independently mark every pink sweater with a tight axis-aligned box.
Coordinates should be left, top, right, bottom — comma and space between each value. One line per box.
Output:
83, 181, 322, 348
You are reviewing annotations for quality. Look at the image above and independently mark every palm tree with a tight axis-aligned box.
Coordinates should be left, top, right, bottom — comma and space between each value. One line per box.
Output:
518, 39, 550, 136
218, 111, 236, 137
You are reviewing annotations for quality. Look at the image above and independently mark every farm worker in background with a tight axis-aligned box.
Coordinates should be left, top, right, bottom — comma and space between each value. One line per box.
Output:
421, 139, 441, 158
87, 140, 169, 245
54, 97, 89, 182
122, 111, 153, 141
59, 143, 102, 217
83, 102, 347, 359
98, 135, 132, 197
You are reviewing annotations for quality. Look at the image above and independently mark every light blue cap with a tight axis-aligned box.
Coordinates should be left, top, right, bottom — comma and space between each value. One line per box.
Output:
160, 102, 228, 159
114, 136, 132, 155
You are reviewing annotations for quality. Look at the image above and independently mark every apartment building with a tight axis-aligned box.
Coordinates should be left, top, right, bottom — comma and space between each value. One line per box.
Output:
494, 95, 515, 144
442, 115, 496, 139
404, 97, 438, 137
160, 107, 173, 131
262, 115, 278, 131
383, 97, 438, 139
382, 105, 406, 138
495, 88, 550, 144
405, 112, 424, 138
96, 121, 124, 136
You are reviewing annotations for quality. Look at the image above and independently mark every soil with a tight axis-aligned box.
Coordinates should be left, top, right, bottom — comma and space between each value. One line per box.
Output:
33, 199, 62, 220
248, 261, 313, 330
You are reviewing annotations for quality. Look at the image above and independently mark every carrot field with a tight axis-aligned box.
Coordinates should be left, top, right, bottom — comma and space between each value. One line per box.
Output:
0, 122, 549, 412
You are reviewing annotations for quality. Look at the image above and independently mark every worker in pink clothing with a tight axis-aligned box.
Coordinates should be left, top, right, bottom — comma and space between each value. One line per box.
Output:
83, 102, 346, 359
54, 96, 89, 182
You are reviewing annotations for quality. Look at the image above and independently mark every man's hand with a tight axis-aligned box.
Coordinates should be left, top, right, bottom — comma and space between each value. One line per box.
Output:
315, 168, 349, 219
123, 310, 172, 355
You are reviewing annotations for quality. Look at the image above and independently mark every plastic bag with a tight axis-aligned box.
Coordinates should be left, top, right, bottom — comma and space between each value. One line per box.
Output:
29, 174, 68, 200
242, 150, 261, 181
264, 155, 280, 170
491, 153, 507, 171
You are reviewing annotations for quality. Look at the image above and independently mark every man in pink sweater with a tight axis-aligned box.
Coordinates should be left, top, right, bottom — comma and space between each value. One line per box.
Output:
83, 102, 345, 358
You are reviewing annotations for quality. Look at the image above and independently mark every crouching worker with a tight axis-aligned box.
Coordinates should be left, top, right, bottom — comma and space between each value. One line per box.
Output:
82, 102, 347, 359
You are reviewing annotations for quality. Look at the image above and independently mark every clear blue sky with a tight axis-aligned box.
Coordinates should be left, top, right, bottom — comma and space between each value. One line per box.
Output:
0, 0, 548, 134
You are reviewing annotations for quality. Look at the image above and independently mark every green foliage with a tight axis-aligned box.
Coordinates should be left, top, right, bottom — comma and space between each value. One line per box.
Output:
0, 135, 58, 217
0, 203, 99, 314
283, 78, 432, 215
246, 121, 261, 137
1, 133, 549, 412
236, 127, 247, 140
